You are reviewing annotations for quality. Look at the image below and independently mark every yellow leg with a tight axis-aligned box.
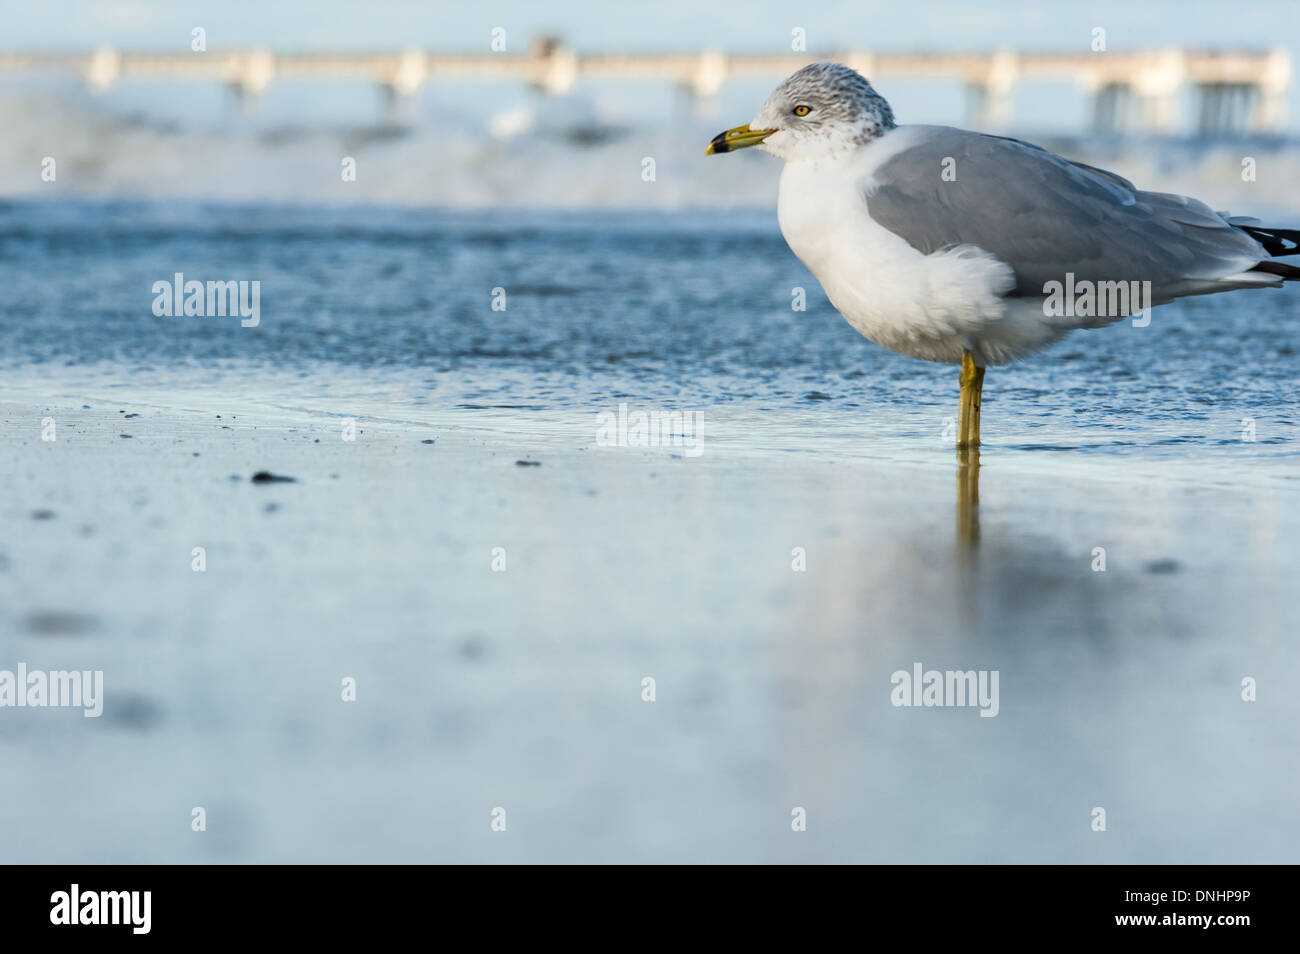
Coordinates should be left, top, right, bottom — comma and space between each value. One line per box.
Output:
958, 350, 985, 450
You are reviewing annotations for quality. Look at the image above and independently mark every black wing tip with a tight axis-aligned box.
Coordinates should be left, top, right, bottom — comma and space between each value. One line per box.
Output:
1241, 225, 1300, 258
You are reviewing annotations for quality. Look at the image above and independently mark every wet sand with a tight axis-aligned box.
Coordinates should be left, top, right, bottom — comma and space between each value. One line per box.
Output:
1, 369, 1296, 863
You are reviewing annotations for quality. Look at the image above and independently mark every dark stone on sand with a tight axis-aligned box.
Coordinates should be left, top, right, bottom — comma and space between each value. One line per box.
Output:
108, 693, 163, 730
251, 471, 296, 484
23, 610, 98, 636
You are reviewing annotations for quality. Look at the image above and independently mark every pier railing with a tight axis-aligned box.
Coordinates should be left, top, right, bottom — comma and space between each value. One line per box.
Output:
0, 44, 1289, 133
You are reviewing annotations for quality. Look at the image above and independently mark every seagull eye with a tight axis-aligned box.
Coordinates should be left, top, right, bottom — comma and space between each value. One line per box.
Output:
793, 105, 812, 116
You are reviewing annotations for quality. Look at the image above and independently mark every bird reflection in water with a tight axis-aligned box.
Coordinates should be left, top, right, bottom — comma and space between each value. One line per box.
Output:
957, 447, 980, 548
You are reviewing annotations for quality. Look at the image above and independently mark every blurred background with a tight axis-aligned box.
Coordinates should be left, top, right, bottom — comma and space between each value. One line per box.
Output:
1, 0, 1298, 212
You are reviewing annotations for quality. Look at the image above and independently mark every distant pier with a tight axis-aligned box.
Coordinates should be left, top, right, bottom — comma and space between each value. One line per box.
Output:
0, 41, 1290, 134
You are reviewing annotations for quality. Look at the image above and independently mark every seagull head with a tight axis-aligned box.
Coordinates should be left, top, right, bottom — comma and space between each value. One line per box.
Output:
706, 61, 896, 161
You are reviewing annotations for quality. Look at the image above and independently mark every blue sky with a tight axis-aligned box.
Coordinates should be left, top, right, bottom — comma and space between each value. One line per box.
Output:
2, 0, 1294, 54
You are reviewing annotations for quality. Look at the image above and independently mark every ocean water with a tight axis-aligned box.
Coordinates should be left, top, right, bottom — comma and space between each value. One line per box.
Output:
3, 199, 1299, 455
1, 199, 1299, 863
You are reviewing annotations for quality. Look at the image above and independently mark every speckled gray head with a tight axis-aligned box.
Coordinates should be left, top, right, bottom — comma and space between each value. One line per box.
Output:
706, 62, 896, 161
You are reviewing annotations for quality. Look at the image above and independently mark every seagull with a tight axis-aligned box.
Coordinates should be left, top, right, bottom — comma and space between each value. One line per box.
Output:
706, 62, 1300, 449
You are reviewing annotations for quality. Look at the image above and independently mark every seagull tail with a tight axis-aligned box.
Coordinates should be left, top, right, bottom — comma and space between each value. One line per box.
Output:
1248, 260, 1300, 281
1240, 225, 1300, 258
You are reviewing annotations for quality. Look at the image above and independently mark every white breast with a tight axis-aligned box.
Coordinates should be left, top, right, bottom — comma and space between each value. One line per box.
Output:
775, 129, 1055, 366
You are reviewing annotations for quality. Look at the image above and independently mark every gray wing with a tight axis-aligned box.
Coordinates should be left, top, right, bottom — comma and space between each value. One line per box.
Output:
865, 126, 1270, 303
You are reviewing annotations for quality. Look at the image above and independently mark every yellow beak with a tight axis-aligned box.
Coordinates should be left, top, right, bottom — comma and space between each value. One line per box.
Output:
705, 124, 777, 155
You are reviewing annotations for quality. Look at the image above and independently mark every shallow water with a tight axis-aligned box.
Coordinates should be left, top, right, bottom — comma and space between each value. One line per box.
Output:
0, 202, 1297, 862
5, 200, 1300, 445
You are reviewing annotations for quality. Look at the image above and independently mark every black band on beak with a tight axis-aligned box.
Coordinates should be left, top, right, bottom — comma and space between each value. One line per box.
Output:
705, 124, 775, 155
